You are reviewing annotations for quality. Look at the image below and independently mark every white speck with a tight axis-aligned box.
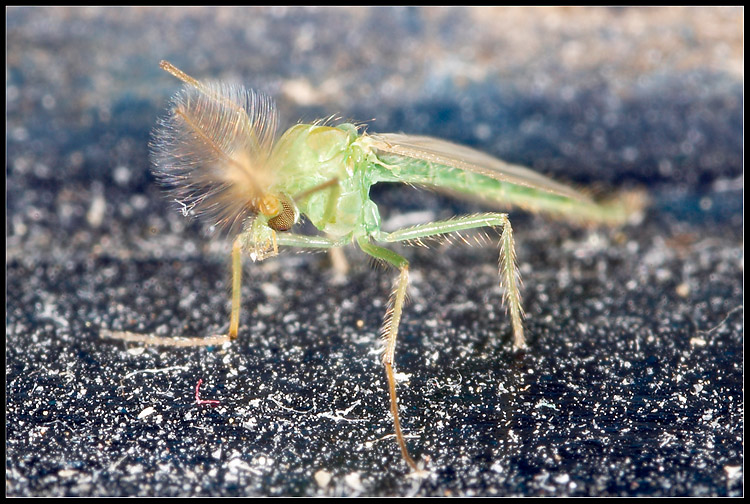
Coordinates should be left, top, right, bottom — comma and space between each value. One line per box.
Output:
675, 282, 690, 297
12, 127, 29, 142
394, 371, 410, 383
113, 165, 132, 185
622, 146, 639, 162
131, 194, 148, 210
126, 346, 146, 356
535, 400, 559, 410
282, 78, 320, 106
138, 406, 155, 419
314, 469, 332, 488
255, 455, 274, 467
87, 190, 107, 228
724, 465, 741, 480
474, 123, 492, 141
260, 282, 282, 298
228, 457, 259, 475
554, 473, 570, 484
690, 337, 707, 347
212, 447, 222, 459
344, 472, 364, 492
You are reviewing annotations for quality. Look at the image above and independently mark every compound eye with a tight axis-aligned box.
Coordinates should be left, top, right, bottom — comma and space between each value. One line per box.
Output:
267, 196, 297, 231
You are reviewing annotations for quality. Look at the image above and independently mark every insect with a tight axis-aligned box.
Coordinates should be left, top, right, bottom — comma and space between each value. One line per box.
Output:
103, 61, 644, 471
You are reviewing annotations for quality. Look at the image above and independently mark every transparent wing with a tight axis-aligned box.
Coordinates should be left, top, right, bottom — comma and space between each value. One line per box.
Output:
368, 132, 592, 203
151, 80, 279, 233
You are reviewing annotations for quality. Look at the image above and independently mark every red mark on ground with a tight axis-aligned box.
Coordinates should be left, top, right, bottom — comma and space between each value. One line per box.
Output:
195, 379, 220, 406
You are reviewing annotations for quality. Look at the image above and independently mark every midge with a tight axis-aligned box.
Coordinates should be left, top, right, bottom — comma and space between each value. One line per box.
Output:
103, 61, 643, 471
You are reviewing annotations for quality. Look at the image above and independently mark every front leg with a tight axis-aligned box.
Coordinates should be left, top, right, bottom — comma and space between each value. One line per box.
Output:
101, 232, 340, 347
231, 230, 340, 340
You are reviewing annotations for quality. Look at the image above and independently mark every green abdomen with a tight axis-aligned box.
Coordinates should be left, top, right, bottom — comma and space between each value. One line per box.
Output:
372, 154, 630, 225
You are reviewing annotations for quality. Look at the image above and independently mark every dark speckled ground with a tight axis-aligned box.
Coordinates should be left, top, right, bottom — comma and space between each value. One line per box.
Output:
6, 7, 743, 497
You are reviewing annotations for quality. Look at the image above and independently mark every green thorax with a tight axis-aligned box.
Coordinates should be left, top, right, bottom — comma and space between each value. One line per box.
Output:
268, 123, 381, 240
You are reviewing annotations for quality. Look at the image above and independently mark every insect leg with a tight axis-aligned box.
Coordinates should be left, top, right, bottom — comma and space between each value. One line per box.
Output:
328, 247, 350, 276
377, 212, 525, 350
274, 233, 341, 249
101, 234, 340, 347
232, 231, 340, 337
229, 236, 242, 339
100, 237, 246, 347
357, 238, 418, 471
